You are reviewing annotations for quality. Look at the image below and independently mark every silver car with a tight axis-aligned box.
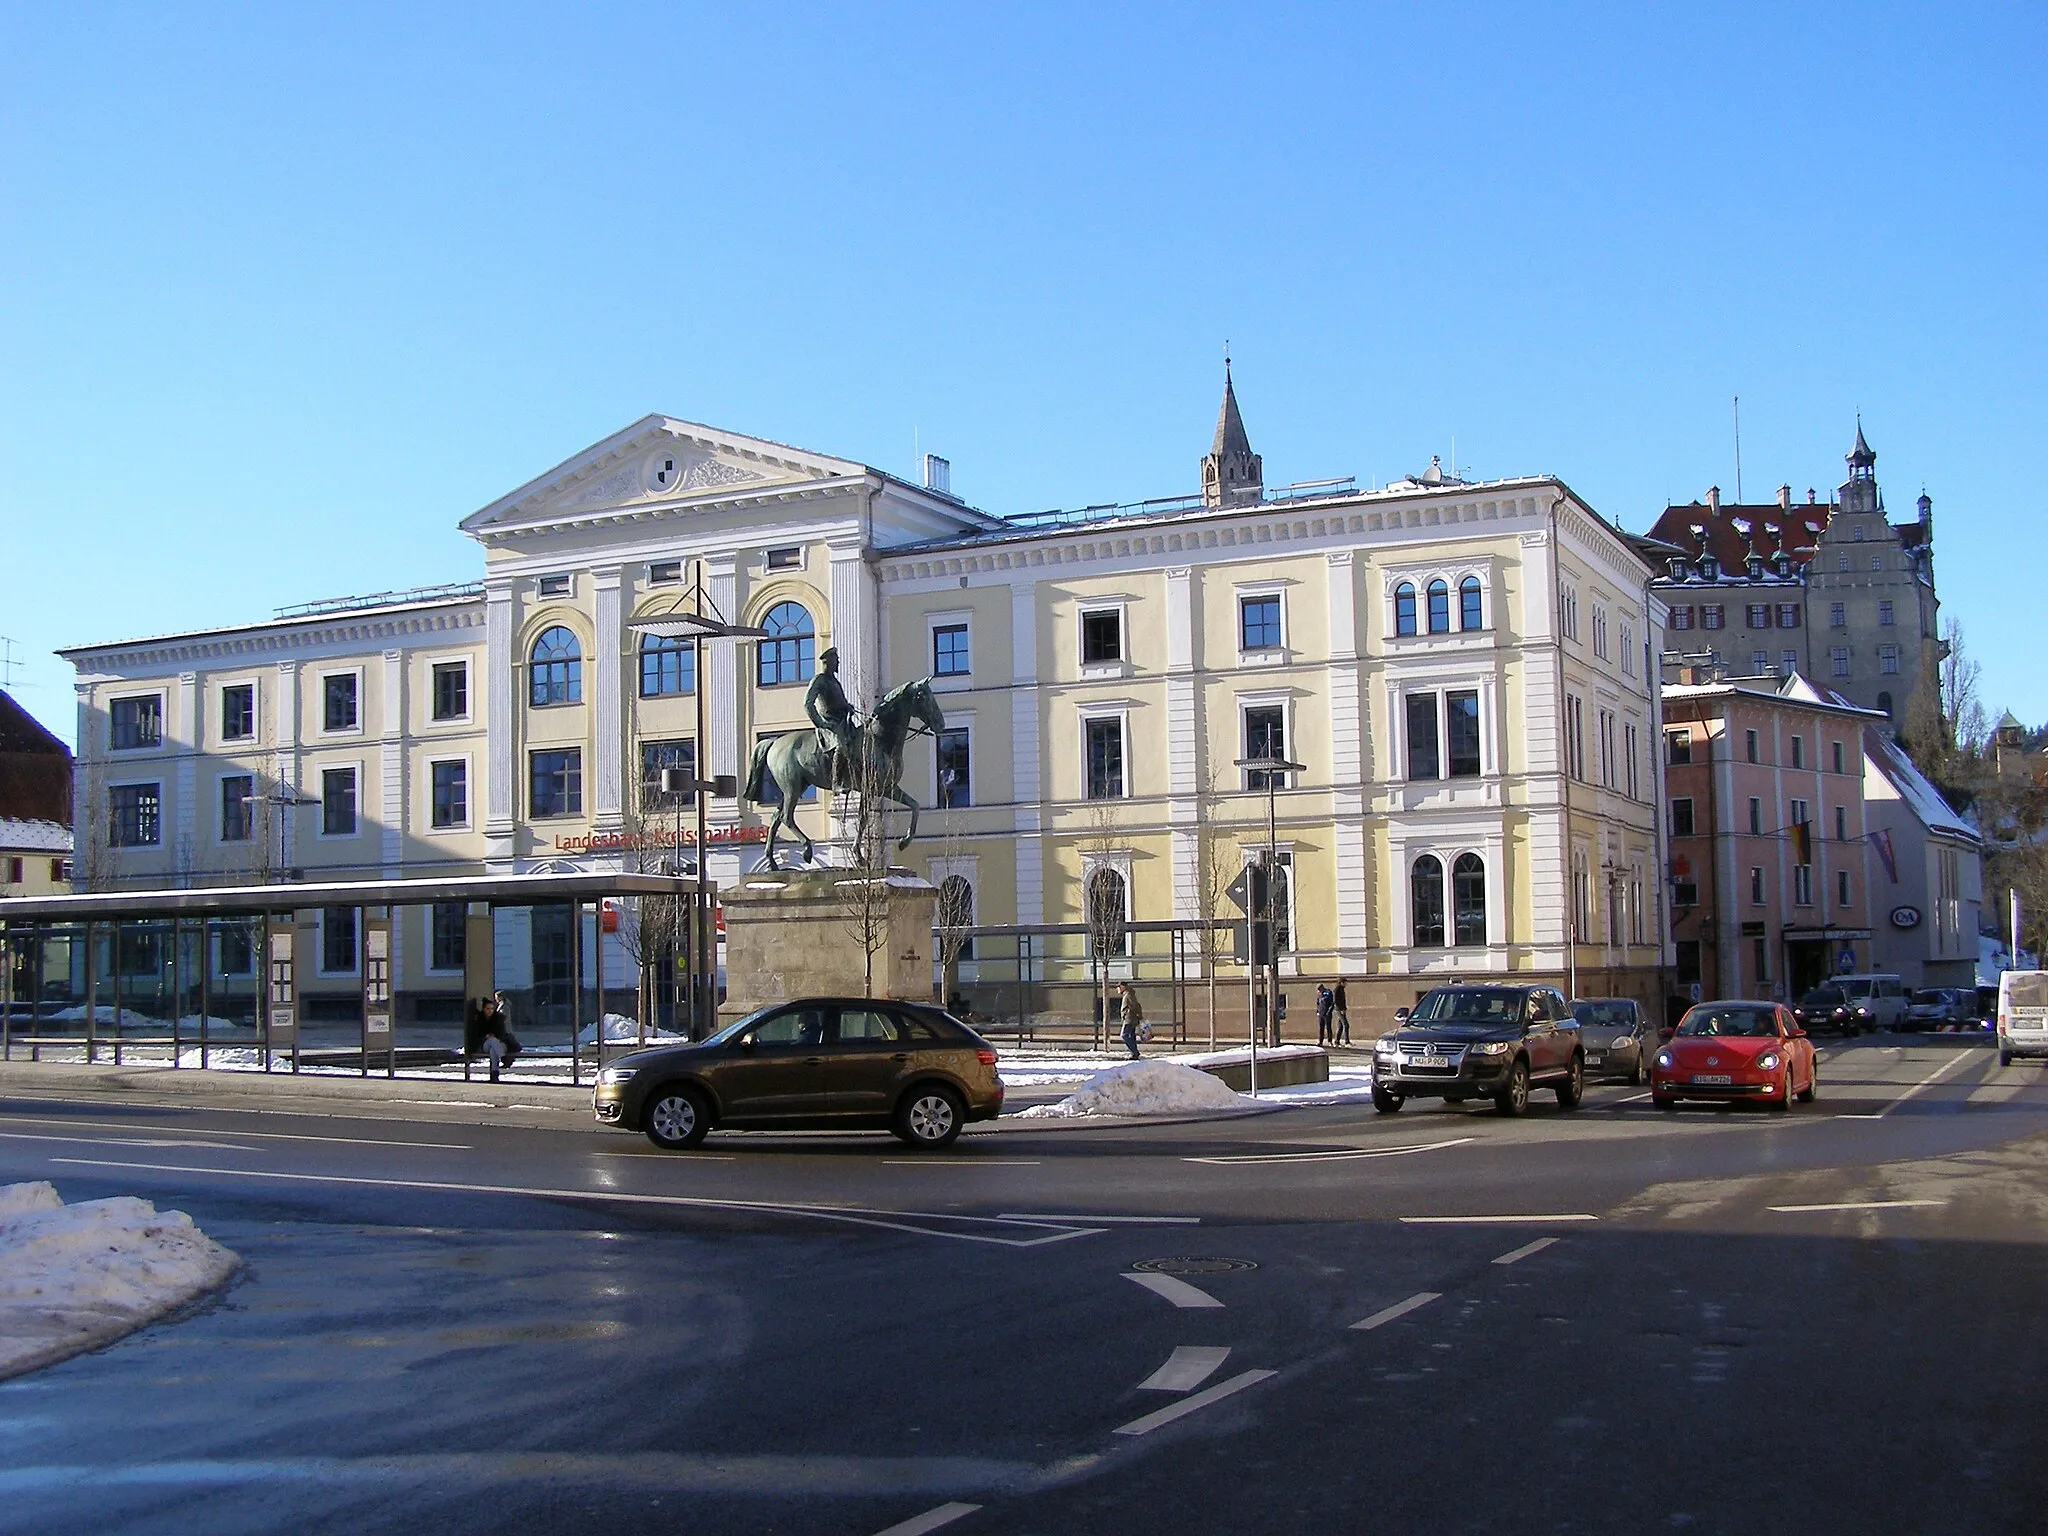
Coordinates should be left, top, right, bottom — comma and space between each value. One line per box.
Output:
1570, 998, 1653, 1084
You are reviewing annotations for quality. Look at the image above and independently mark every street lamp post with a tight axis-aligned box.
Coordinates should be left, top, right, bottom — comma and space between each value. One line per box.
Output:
1234, 750, 1306, 1096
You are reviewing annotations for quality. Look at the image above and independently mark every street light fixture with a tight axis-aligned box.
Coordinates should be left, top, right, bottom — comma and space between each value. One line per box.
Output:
245, 788, 318, 881
1233, 750, 1306, 1096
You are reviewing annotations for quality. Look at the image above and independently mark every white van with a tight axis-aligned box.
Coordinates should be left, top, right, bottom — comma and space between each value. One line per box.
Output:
1832, 974, 1908, 1031
1997, 971, 2048, 1066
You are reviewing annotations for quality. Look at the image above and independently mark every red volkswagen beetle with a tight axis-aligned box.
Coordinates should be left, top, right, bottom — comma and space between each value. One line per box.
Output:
1651, 1000, 1817, 1111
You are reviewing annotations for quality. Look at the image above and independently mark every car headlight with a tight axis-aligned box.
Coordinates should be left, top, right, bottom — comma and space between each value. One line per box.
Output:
1853, 1007, 1872, 1017
1757, 1052, 1781, 1071
597, 1066, 637, 1085
1656, 1050, 1674, 1069
1374, 1038, 1398, 1054
1468, 1040, 1513, 1056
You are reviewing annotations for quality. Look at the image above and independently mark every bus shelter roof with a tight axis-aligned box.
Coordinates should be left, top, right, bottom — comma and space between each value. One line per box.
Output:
0, 871, 696, 924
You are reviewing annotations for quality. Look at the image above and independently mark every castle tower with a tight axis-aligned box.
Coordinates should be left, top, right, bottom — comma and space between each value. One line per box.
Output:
1201, 363, 1263, 510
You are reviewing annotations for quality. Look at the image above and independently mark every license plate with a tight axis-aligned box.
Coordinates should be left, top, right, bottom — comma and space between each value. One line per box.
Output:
1691, 1073, 1733, 1085
1589, 1053, 1606, 1067
1410, 1055, 1449, 1069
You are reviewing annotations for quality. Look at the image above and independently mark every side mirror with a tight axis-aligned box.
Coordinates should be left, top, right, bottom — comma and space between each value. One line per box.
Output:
1393, 1007, 1410, 1024
738, 1036, 757, 1053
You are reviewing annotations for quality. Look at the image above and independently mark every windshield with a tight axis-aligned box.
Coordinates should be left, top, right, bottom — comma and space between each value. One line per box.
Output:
1912, 990, 1949, 1005
1800, 988, 1845, 1008
1677, 1006, 1780, 1038
2006, 973, 2048, 1008
1839, 979, 1875, 998
1572, 1001, 1634, 1028
1410, 988, 1528, 1026
699, 1004, 785, 1047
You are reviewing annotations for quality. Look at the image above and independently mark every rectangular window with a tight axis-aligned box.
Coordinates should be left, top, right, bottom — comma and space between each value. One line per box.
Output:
536, 574, 571, 598
1676, 938, 1703, 984
765, 547, 803, 571
1749, 797, 1762, 836
1669, 797, 1695, 837
323, 673, 358, 732
432, 662, 468, 721
640, 739, 696, 812
1777, 604, 1801, 629
1831, 646, 1851, 678
4, 858, 18, 884
322, 907, 358, 973
1832, 741, 1845, 775
1830, 602, 1846, 628
932, 623, 970, 677
1839, 870, 1852, 907
222, 775, 255, 843
1878, 600, 1895, 626
1673, 878, 1699, 908
1751, 866, 1765, 904
1597, 708, 1615, 787
321, 767, 357, 836
1240, 595, 1283, 651
1752, 650, 1770, 674
648, 560, 683, 585
1671, 606, 1695, 631
1624, 722, 1639, 798
529, 749, 583, 819
1790, 796, 1809, 829
936, 728, 971, 807
1747, 604, 1771, 629
1870, 554, 1883, 572
1244, 706, 1288, 789
1084, 716, 1125, 798
109, 695, 162, 750
1793, 864, 1813, 906
1791, 736, 1804, 770
638, 636, 695, 698
109, 783, 161, 847
1879, 644, 1900, 675
1406, 694, 1440, 780
221, 684, 255, 742
1080, 609, 1122, 665
1835, 805, 1846, 842
430, 903, 466, 972
431, 760, 468, 828
1701, 605, 1725, 630
1783, 650, 1799, 676
1666, 729, 1692, 765
1746, 729, 1760, 763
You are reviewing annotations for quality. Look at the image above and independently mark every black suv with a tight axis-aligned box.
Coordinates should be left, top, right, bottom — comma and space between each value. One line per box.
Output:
1372, 985, 1584, 1116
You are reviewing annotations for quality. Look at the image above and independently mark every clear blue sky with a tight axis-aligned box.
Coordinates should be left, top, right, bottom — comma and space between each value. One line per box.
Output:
3, 2, 2041, 747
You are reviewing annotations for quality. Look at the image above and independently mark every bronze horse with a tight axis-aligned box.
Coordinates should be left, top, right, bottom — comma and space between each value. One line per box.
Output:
742, 676, 947, 869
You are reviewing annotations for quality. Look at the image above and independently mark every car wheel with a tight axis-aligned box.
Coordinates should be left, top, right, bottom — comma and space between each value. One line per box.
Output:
1371, 1084, 1406, 1114
644, 1086, 710, 1150
1495, 1059, 1530, 1117
2000, 1049, 2014, 1068
1631, 1051, 1648, 1087
1770, 1070, 1793, 1112
1797, 1064, 1818, 1104
1555, 1053, 1585, 1110
893, 1085, 964, 1149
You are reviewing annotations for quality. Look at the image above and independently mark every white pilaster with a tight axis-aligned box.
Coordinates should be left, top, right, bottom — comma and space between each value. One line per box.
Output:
1009, 578, 1043, 924
592, 567, 624, 829
827, 537, 878, 711
173, 671, 197, 885
706, 553, 739, 824
276, 660, 302, 872
380, 649, 405, 873
484, 579, 516, 838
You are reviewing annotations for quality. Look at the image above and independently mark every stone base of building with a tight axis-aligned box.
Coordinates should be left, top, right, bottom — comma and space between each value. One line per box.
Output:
720, 869, 938, 1020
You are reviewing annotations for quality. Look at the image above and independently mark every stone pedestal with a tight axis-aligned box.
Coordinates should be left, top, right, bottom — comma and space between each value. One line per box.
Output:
720, 869, 937, 1020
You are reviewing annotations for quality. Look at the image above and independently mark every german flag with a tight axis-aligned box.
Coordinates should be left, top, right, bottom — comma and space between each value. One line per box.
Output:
1791, 821, 1813, 864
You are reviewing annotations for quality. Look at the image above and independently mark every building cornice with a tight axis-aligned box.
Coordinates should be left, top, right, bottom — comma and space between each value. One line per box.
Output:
64, 602, 485, 676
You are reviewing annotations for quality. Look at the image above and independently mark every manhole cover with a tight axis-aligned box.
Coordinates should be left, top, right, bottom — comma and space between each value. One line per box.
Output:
1129, 1257, 1258, 1275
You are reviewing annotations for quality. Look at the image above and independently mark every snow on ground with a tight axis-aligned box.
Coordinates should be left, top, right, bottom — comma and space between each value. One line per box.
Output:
1017, 1059, 1252, 1118
573, 1014, 689, 1048
0, 1182, 240, 1380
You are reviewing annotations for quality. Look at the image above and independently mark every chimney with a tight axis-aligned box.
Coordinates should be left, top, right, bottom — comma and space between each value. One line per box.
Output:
1705, 486, 1721, 514
921, 454, 952, 496
1776, 484, 1792, 511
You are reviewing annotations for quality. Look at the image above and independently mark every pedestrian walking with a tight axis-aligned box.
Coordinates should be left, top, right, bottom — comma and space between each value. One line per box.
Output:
1314, 983, 1335, 1046
1117, 983, 1145, 1061
1333, 979, 1352, 1046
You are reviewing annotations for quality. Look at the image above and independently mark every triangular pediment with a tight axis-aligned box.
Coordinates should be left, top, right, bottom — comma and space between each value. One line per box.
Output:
461, 415, 870, 535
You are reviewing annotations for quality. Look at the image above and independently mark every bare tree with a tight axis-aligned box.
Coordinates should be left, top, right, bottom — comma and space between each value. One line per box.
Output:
1941, 618, 1987, 755
1079, 796, 1125, 1051
930, 802, 976, 1008
77, 718, 115, 894
1191, 823, 1238, 1050
835, 746, 897, 999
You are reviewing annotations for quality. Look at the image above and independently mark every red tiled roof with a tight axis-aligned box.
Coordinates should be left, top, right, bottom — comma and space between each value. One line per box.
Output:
1645, 500, 1829, 571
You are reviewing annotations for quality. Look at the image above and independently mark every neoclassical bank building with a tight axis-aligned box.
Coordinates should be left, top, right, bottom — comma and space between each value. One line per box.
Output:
61, 378, 1671, 1033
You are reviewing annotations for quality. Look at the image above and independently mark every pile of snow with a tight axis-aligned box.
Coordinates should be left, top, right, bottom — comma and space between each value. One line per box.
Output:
574, 1013, 689, 1048
1018, 1059, 1248, 1119
0, 1182, 240, 1380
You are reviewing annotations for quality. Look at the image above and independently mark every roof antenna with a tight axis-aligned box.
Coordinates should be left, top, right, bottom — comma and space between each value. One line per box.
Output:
1733, 395, 1744, 503
0, 636, 18, 693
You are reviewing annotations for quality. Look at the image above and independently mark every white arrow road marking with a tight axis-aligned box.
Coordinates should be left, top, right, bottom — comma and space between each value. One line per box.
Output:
873, 1502, 982, 1536
1350, 1292, 1440, 1331
1123, 1272, 1224, 1308
1114, 1370, 1277, 1436
1492, 1236, 1560, 1266
1766, 1199, 1949, 1213
1138, 1346, 1231, 1392
1186, 1137, 1473, 1165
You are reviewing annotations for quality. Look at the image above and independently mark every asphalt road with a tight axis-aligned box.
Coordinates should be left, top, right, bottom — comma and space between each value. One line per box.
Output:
1, 1034, 2046, 1535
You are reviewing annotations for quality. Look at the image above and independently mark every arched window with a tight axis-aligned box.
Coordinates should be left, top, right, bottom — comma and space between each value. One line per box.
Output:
529, 626, 582, 707
1427, 579, 1451, 634
1459, 576, 1484, 631
1412, 855, 1445, 948
638, 633, 694, 698
757, 602, 816, 687
1085, 866, 1129, 958
938, 875, 976, 962
1877, 691, 1894, 717
1394, 582, 1417, 637
1453, 853, 1486, 947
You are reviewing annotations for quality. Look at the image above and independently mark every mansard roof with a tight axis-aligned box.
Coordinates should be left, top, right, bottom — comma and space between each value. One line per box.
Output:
1645, 497, 1825, 574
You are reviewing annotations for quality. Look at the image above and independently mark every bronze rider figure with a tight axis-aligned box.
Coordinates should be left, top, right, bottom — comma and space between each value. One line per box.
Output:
804, 645, 860, 789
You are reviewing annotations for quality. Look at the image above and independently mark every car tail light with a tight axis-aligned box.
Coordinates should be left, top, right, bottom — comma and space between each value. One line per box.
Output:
976, 1049, 998, 1067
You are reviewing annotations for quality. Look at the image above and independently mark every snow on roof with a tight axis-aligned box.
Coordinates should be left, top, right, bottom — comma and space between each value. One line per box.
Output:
1863, 729, 1978, 842
0, 819, 70, 853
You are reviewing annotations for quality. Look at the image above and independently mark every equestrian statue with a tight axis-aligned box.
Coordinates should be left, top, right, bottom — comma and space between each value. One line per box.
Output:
742, 645, 948, 870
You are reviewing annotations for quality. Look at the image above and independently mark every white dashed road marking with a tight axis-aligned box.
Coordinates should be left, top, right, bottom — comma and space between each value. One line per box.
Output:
1767, 1199, 1949, 1213
997, 1213, 1200, 1225
1492, 1236, 1560, 1265
872, 1502, 982, 1536
1871, 1050, 1978, 1117
1138, 1346, 1232, 1392
1350, 1292, 1440, 1331
1123, 1272, 1225, 1309
1185, 1138, 1472, 1165
1113, 1370, 1277, 1436
1399, 1213, 1598, 1225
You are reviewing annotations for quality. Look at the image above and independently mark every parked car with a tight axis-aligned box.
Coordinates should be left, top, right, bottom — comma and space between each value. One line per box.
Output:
1997, 971, 2048, 1067
1793, 985, 1859, 1037
1651, 1000, 1817, 1111
1372, 985, 1583, 1117
593, 997, 1005, 1150
1570, 998, 1654, 1083
1905, 987, 1978, 1030
1832, 973, 1909, 1031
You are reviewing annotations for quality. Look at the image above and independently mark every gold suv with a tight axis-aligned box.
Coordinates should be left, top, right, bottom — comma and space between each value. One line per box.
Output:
593, 998, 1005, 1151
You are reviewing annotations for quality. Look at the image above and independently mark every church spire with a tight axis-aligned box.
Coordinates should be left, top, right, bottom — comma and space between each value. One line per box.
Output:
1201, 360, 1263, 509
